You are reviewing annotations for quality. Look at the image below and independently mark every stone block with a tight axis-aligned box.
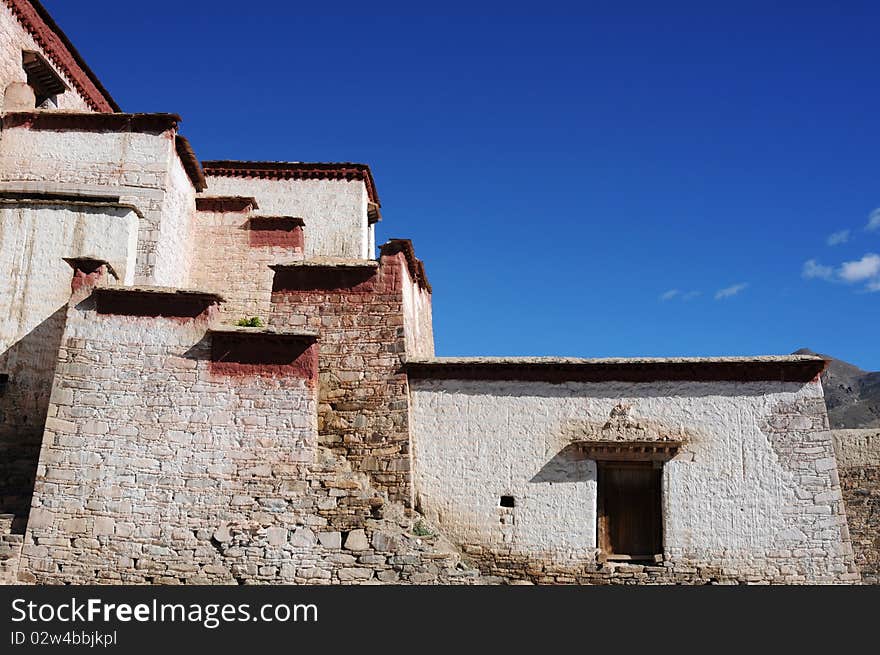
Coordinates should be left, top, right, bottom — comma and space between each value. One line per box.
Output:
343, 529, 370, 551
317, 531, 342, 549
213, 525, 233, 543
371, 531, 399, 552
266, 527, 288, 546
290, 527, 317, 548
93, 518, 115, 536
337, 567, 374, 581
376, 569, 399, 583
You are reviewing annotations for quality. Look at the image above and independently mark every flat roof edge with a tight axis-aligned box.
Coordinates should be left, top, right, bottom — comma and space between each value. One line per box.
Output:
0, 196, 143, 218
202, 161, 380, 205
2, 111, 181, 133
9, 0, 120, 112
405, 356, 828, 384
92, 285, 225, 303
271, 259, 379, 270
208, 327, 319, 339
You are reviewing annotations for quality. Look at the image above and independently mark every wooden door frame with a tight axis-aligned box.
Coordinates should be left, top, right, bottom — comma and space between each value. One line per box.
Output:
596, 460, 664, 563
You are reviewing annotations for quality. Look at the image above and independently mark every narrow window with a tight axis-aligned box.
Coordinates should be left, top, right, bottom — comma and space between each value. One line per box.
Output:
499, 495, 515, 508
0, 373, 8, 395
597, 462, 662, 561
22, 51, 68, 108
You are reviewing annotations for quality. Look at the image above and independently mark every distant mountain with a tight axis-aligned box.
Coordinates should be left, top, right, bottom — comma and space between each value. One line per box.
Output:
794, 348, 880, 429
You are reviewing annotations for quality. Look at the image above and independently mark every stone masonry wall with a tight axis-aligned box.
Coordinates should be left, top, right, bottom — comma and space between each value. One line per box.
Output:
833, 429, 880, 584
189, 207, 304, 322
268, 253, 415, 505
152, 153, 196, 289
401, 260, 434, 359
409, 377, 859, 584
0, 3, 93, 112
19, 291, 309, 582
0, 201, 137, 535
204, 176, 369, 260
0, 125, 190, 283
15, 286, 480, 585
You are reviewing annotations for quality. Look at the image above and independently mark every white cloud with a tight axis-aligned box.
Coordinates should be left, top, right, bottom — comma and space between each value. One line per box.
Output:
802, 259, 834, 281
826, 230, 850, 246
715, 283, 748, 300
803, 253, 880, 292
660, 289, 702, 302
839, 253, 880, 282
868, 209, 880, 232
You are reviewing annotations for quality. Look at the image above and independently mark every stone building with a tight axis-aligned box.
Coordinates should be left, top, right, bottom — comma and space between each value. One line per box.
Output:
0, 1, 871, 584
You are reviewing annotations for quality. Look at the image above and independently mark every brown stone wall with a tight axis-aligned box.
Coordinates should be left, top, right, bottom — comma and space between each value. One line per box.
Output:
0, 512, 23, 583
18, 293, 317, 583
268, 253, 414, 505
834, 429, 880, 584
189, 208, 304, 321
461, 546, 859, 585
840, 468, 880, 584
14, 286, 478, 585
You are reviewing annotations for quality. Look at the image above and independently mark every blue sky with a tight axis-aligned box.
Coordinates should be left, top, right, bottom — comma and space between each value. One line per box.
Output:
45, 1, 880, 369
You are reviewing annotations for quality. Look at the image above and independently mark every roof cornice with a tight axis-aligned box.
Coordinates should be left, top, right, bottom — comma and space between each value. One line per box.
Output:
405, 356, 829, 384
2, 111, 180, 133
203, 161, 380, 206
5, 0, 120, 112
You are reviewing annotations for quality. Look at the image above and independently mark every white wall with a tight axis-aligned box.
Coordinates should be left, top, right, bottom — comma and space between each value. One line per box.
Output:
0, 3, 94, 112
0, 127, 170, 188
409, 377, 850, 575
400, 260, 434, 358
0, 202, 138, 350
153, 152, 196, 288
832, 429, 880, 468
0, 127, 188, 283
204, 176, 369, 260
0, 202, 138, 523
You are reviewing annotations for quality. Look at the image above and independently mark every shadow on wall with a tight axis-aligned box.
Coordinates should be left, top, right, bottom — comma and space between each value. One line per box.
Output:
0, 306, 68, 533
530, 444, 595, 483
181, 334, 211, 362
411, 379, 810, 400
271, 266, 376, 292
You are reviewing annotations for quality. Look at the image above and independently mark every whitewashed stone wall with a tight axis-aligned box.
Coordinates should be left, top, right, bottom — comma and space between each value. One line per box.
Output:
189, 209, 304, 322
0, 201, 137, 530
19, 298, 319, 583
203, 176, 369, 260
834, 429, 880, 469
409, 377, 859, 583
0, 3, 93, 112
401, 262, 434, 358
13, 293, 484, 585
0, 201, 138, 350
0, 126, 191, 283
153, 153, 195, 288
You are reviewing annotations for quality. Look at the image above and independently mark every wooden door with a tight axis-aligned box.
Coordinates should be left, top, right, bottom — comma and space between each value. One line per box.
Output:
598, 462, 662, 560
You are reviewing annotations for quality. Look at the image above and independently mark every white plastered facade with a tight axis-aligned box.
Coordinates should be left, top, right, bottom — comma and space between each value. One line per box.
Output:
203, 175, 370, 260
409, 376, 851, 577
